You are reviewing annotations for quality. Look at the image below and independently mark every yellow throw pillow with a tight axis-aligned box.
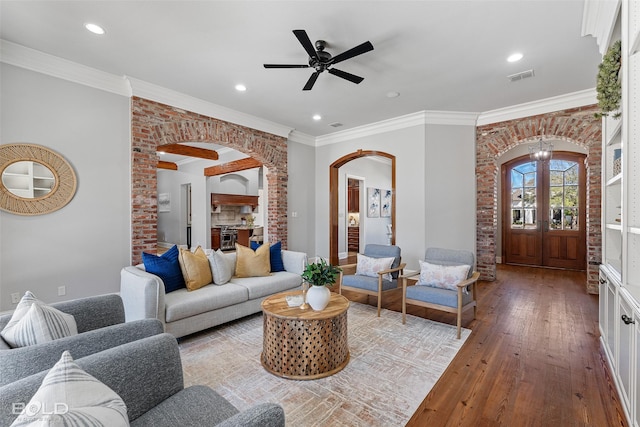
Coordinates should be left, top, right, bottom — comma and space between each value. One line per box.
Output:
235, 242, 271, 277
178, 246, 213, 291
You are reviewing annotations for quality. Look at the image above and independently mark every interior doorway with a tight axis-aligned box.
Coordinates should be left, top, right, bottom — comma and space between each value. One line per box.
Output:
502, 152, 586, 270
329, 150, 396, 265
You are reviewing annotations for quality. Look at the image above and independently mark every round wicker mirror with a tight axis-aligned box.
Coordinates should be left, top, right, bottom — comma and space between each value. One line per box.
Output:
0, 143, 77, 215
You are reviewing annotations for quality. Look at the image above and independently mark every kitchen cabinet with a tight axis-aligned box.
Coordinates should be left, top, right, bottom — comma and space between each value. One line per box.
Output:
236, 228, 250, 247
211, 228, 221, 251
348, 227, 359, 252
348, 178, 359, 213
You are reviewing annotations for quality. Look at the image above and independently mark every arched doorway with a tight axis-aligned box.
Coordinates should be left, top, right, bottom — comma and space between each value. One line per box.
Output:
476, 105, 602, 293
502, 152, 587, 270
130, 97, 288, 264
329, 150, 396, 265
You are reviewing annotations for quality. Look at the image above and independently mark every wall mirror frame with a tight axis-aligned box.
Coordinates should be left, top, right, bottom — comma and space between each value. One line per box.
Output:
0, 143, 77, 216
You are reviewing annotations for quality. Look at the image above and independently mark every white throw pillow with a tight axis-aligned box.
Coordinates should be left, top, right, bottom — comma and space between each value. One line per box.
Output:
11, 351, 129, 427
1, 291, 78, 348
417, 260, 470, 291
207, 249, 235, 285
355, 254, 395, 281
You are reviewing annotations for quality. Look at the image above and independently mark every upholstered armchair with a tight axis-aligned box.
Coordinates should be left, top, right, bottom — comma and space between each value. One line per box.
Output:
402, 247, 479, 339
339, 244, 405, 316
0, 294, 163, 386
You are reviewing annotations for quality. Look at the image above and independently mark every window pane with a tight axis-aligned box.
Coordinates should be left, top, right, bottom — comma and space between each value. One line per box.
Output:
523, 188, 536, 207
511, 170, 523, 187
565, 186, 578, 207
549, 186, 563, 207
511, 188, 523, 207
564, 164, 579, 185
511, 209, 523, 228
564, 208, 577, 230
524, 209, 537, 229
550, 170, 563, 185
524, 172, 536, 187
550, 208, 562, 229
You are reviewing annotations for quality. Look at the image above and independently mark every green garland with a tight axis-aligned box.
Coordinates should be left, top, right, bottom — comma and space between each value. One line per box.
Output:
596, 40, 622, 118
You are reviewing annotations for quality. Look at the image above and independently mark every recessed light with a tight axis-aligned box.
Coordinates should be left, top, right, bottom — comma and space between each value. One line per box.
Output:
235, 84, 247, 92
386, 91, 400, 98
84, 23, 105, 35
507, 53, 523, 63
312, 114, 322, 121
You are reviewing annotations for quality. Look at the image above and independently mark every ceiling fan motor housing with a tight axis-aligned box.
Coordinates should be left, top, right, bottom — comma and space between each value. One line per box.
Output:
309, 40, 332, 71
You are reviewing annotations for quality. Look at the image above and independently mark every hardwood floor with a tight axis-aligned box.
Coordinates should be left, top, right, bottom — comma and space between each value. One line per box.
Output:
340, 264, 627, 426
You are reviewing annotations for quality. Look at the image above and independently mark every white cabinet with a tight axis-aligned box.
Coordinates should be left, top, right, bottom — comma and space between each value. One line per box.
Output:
597, 0, 640, 425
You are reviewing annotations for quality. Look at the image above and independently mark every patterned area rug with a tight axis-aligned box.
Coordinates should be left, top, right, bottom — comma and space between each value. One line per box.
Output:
179, 302, 470, 427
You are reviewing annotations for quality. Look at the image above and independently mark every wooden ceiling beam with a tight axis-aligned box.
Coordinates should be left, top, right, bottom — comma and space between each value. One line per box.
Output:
204, 157, 262, 176
158, 144, 219, 160
158, 160, 178, 170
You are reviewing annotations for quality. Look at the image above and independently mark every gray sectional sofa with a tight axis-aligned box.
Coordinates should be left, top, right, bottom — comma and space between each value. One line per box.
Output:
120, 249, 307, 338
0, 333, 285, 426
0, 294, 163, 386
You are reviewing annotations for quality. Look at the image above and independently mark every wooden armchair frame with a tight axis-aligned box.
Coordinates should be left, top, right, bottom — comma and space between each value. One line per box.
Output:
402, 271, 479, 339
339, 261, 406, 316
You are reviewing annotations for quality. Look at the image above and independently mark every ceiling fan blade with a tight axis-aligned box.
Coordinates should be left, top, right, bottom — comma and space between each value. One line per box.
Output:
303, 71, 320, 91
293, 29, 319, 61
328, 68, 364, 84
264, 64, 310, 69
330, 41, 374, 65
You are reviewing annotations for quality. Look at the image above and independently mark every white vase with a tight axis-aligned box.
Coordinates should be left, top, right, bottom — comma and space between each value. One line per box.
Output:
307, 285, 331, 311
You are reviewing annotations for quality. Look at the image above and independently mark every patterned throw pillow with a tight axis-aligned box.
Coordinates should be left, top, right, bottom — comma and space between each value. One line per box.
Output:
235, 243, 271, 277
178, 246, 213, 291
142, 245, 185, 293
355, 253, 395, 282
11, 351, 128, 426
207, 249, 235, 285
0, 291, 78, 348
250, 241, 285, 272
417, 260, 470, 291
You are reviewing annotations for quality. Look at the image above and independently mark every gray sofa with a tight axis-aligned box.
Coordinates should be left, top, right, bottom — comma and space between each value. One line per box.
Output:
120, 249, 307, 338
0, 333, 285, 426
0, 293, 163, 386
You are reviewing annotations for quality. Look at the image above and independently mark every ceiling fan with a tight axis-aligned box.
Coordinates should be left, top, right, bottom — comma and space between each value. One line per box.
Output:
263, 29, 374, 91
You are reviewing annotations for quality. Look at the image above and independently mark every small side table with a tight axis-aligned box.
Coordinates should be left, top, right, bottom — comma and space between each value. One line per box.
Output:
261, 291, 350, 380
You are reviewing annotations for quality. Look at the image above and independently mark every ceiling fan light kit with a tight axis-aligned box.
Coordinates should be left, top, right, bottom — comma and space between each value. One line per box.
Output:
264, 29, 374, 91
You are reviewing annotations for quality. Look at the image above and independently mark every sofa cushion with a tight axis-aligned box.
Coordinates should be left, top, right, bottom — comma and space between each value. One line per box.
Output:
164, 283, 249, 323
417, 260, 470, 291
12, 351, 128, 426
250, 241, 285, 272
207, 249, 235, 285
235, 243, 270, 277
1, 291, 78, 348
178, 246, 213, 291
406, 283, 474, 308
142, 245, 185, 293
230, 271, 302, 300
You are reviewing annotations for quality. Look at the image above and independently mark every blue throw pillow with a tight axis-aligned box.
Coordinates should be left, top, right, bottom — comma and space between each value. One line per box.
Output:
250, 241, 285, 272
142, 245, 185, 293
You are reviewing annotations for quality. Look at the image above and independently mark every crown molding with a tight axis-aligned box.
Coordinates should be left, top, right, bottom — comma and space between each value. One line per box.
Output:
0, 40, 131, 96
476, 89, 598, 126
313, 110, 478, 147
127, 78, 293, 138
581, 0, 620, 54
288, 131, 316, 146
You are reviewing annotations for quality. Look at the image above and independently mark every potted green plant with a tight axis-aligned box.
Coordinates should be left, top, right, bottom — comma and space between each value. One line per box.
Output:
302, 258, 341, 311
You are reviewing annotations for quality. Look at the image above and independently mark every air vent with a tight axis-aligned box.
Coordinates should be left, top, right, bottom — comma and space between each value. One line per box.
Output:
329, 122, 343, 128
507, 69, 535, 82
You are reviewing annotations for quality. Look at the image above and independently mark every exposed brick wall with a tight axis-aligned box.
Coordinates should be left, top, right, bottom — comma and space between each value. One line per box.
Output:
476, 105, 602, 293
130, 97, 288, 264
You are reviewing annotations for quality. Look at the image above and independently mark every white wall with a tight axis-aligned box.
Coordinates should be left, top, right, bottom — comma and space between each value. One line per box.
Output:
424, 124, 477, 255
286, 140, 316, 256
0, 64, 130, 310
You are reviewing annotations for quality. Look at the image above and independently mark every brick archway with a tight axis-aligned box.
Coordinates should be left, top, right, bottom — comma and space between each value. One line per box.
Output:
130, 97, 288, 264
476, 105, 602, 293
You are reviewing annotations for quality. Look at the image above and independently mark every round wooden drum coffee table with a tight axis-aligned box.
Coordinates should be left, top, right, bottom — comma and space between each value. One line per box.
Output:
261, 290, 350, 380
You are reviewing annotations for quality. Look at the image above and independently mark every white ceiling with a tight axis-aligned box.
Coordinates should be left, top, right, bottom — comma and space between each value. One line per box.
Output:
0, 0, 602, 138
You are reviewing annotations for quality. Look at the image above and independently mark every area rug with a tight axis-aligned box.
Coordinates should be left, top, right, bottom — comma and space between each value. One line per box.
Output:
179, 302, 470, 426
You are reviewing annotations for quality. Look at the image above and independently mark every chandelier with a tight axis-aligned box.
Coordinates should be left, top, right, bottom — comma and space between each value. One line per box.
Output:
529, 137, 553, 162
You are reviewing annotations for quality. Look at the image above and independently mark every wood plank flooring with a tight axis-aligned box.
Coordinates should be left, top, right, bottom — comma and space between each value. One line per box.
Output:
339, 264, 627, 426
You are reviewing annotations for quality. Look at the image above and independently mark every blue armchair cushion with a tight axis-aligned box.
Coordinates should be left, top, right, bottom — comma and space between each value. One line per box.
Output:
250, 241, 285, 272
342, 274, 398, 292
142, 245, 185, 293
406, 284, 474, 308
